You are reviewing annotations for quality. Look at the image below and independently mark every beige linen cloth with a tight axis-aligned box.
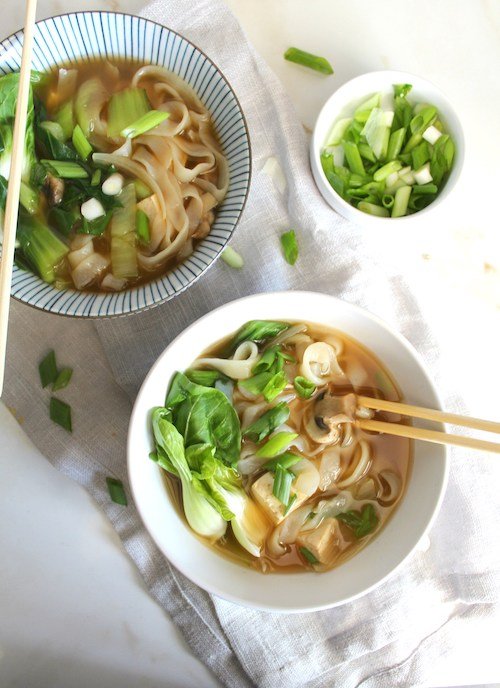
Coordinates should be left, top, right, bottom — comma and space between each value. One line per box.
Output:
3, 1, 499, 686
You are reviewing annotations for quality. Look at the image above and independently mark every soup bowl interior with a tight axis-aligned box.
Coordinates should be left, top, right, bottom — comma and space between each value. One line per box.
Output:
0, 12, 250, 317
128, 291, 448, 612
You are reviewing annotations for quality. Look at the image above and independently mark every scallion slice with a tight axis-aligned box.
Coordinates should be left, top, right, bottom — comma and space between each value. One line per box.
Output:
106, 477, 128, 506
121, 110, 170, 139
255, 431, 298, 459
136, 209, 151, 245
39, 350, 58, 388
50, 397, 72, 432
280, 230, 298, 266
221, 246, 244, 269
293, 376, 316, 399
264, 451, 302, 471
52, 367, 73, 391
299, 546, 319, 565
272, 464, 294, 505
284, 47, 333, 75
41, 160, 88, 179
72, 124, 93, 160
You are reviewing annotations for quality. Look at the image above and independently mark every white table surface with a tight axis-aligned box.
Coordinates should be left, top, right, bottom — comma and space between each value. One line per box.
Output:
1, 1, 499, 687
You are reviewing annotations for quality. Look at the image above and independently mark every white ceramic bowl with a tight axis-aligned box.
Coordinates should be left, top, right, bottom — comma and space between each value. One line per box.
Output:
128, 291, 448, 612
310, 70, 465, 228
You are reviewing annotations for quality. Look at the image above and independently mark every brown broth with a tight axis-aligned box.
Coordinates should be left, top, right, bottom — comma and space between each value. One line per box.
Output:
162, 321, 413, 574
37, 59, 223, 291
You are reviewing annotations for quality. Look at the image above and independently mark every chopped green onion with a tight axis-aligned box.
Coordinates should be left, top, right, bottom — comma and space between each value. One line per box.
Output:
72, 124, 93, 160
107, 87, 151, 138
299, 546, 319, 565
381, 194, 395, 209
243, 402, 290, 443
264, 451, 302, 471
284, 493, 297, 516
252, 346, 282, 374
391, 185, 412, 218
272, 464, 294, 505
337, 503, 378, 538
358, 142, 376, 162
136, 209, 150, 245
280, 230, 298, 265
358, 202, 390, 217
106, 477, 128, 506
221, 246, 244, 269
373, 160, 401, 182
343, 141, 365, 176
41, 160, 88, 179
386, 128, 405, 161
20, 182, 39, 215
255, 431, 298, 459
79, 212, 113, 237
293, 376, 316, 399
52, 367, 73, 392
49, 397, 72, 432
91, 169, 102, 187
284, 47, 333, 75
39, 350, 58, 388
121, 110, 170, 139
411, 183, 438, 196
262, 370, 287, 402
411, 141, 431, 170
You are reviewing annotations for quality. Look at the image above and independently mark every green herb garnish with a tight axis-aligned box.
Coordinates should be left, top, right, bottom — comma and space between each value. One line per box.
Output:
255, 432, 298, 459
272, 464, 294, 505
49, 397, 72, 432
264, 451, 302, 471
284, 47, 333, 75
294, 376, 316, 399
106, 477, 128, 506
280, 230, 298, 265
72, 124, 93, 160
337, 503, 378, 538
52, 367, 73, 392
299, 546, 319, 565
221, 246, 244, 269
39, 350, 58, 387
243, 402, 290, 443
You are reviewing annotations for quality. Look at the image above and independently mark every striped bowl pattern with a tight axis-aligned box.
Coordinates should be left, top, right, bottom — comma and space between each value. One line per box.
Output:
0, 12, 251, 317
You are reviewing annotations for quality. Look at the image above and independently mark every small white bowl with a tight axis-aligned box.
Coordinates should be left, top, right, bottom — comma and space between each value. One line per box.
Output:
128, 291, 448, 612
310, 70, 465, 227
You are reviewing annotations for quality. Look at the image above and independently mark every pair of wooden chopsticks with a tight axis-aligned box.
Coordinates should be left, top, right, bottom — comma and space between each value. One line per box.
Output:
0, 0, 37, 396
356, 395, 500, 454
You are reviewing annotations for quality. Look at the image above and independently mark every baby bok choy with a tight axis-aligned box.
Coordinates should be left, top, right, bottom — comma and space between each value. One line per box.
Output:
151, 408, 227, 540
151, 372, 270, 556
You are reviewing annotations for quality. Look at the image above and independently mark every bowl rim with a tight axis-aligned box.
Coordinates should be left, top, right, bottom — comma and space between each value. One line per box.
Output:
2, 10, 252, 319
127, 290, 450, 612
310, 68, 465, 226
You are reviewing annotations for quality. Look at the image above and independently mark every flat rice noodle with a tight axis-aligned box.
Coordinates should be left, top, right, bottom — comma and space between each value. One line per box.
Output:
132, 65, 206, 112
71, 252, 109, 290
92, 152, 167, 221
137, 195, 166, 253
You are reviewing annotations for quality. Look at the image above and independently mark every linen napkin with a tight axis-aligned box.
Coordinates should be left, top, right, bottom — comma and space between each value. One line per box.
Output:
3, 1, 500, 686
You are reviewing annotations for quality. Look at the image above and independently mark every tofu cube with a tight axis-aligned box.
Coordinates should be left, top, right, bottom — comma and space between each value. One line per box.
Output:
251, 472, 307, 525
296, 518, 340, 565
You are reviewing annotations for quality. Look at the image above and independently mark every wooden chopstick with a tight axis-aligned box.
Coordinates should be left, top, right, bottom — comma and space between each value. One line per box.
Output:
0, 0, 38, 396
357, 395, 500, 434
357, 418, 500, 454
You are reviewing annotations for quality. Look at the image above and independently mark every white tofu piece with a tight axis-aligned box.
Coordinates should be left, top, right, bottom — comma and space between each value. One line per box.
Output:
296, 518, 341, 565
251, 472, 307, 525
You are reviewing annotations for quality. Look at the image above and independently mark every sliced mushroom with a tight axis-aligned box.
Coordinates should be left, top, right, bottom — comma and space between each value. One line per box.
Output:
44, 173, 65, 206
303, 391, 357, 445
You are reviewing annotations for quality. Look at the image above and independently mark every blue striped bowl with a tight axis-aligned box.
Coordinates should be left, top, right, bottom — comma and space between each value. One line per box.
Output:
0, 12, 250, 317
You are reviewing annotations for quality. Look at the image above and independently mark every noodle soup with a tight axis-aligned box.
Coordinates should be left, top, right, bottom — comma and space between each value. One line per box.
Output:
150, 320, 412, 574
4, 60, 228, 292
